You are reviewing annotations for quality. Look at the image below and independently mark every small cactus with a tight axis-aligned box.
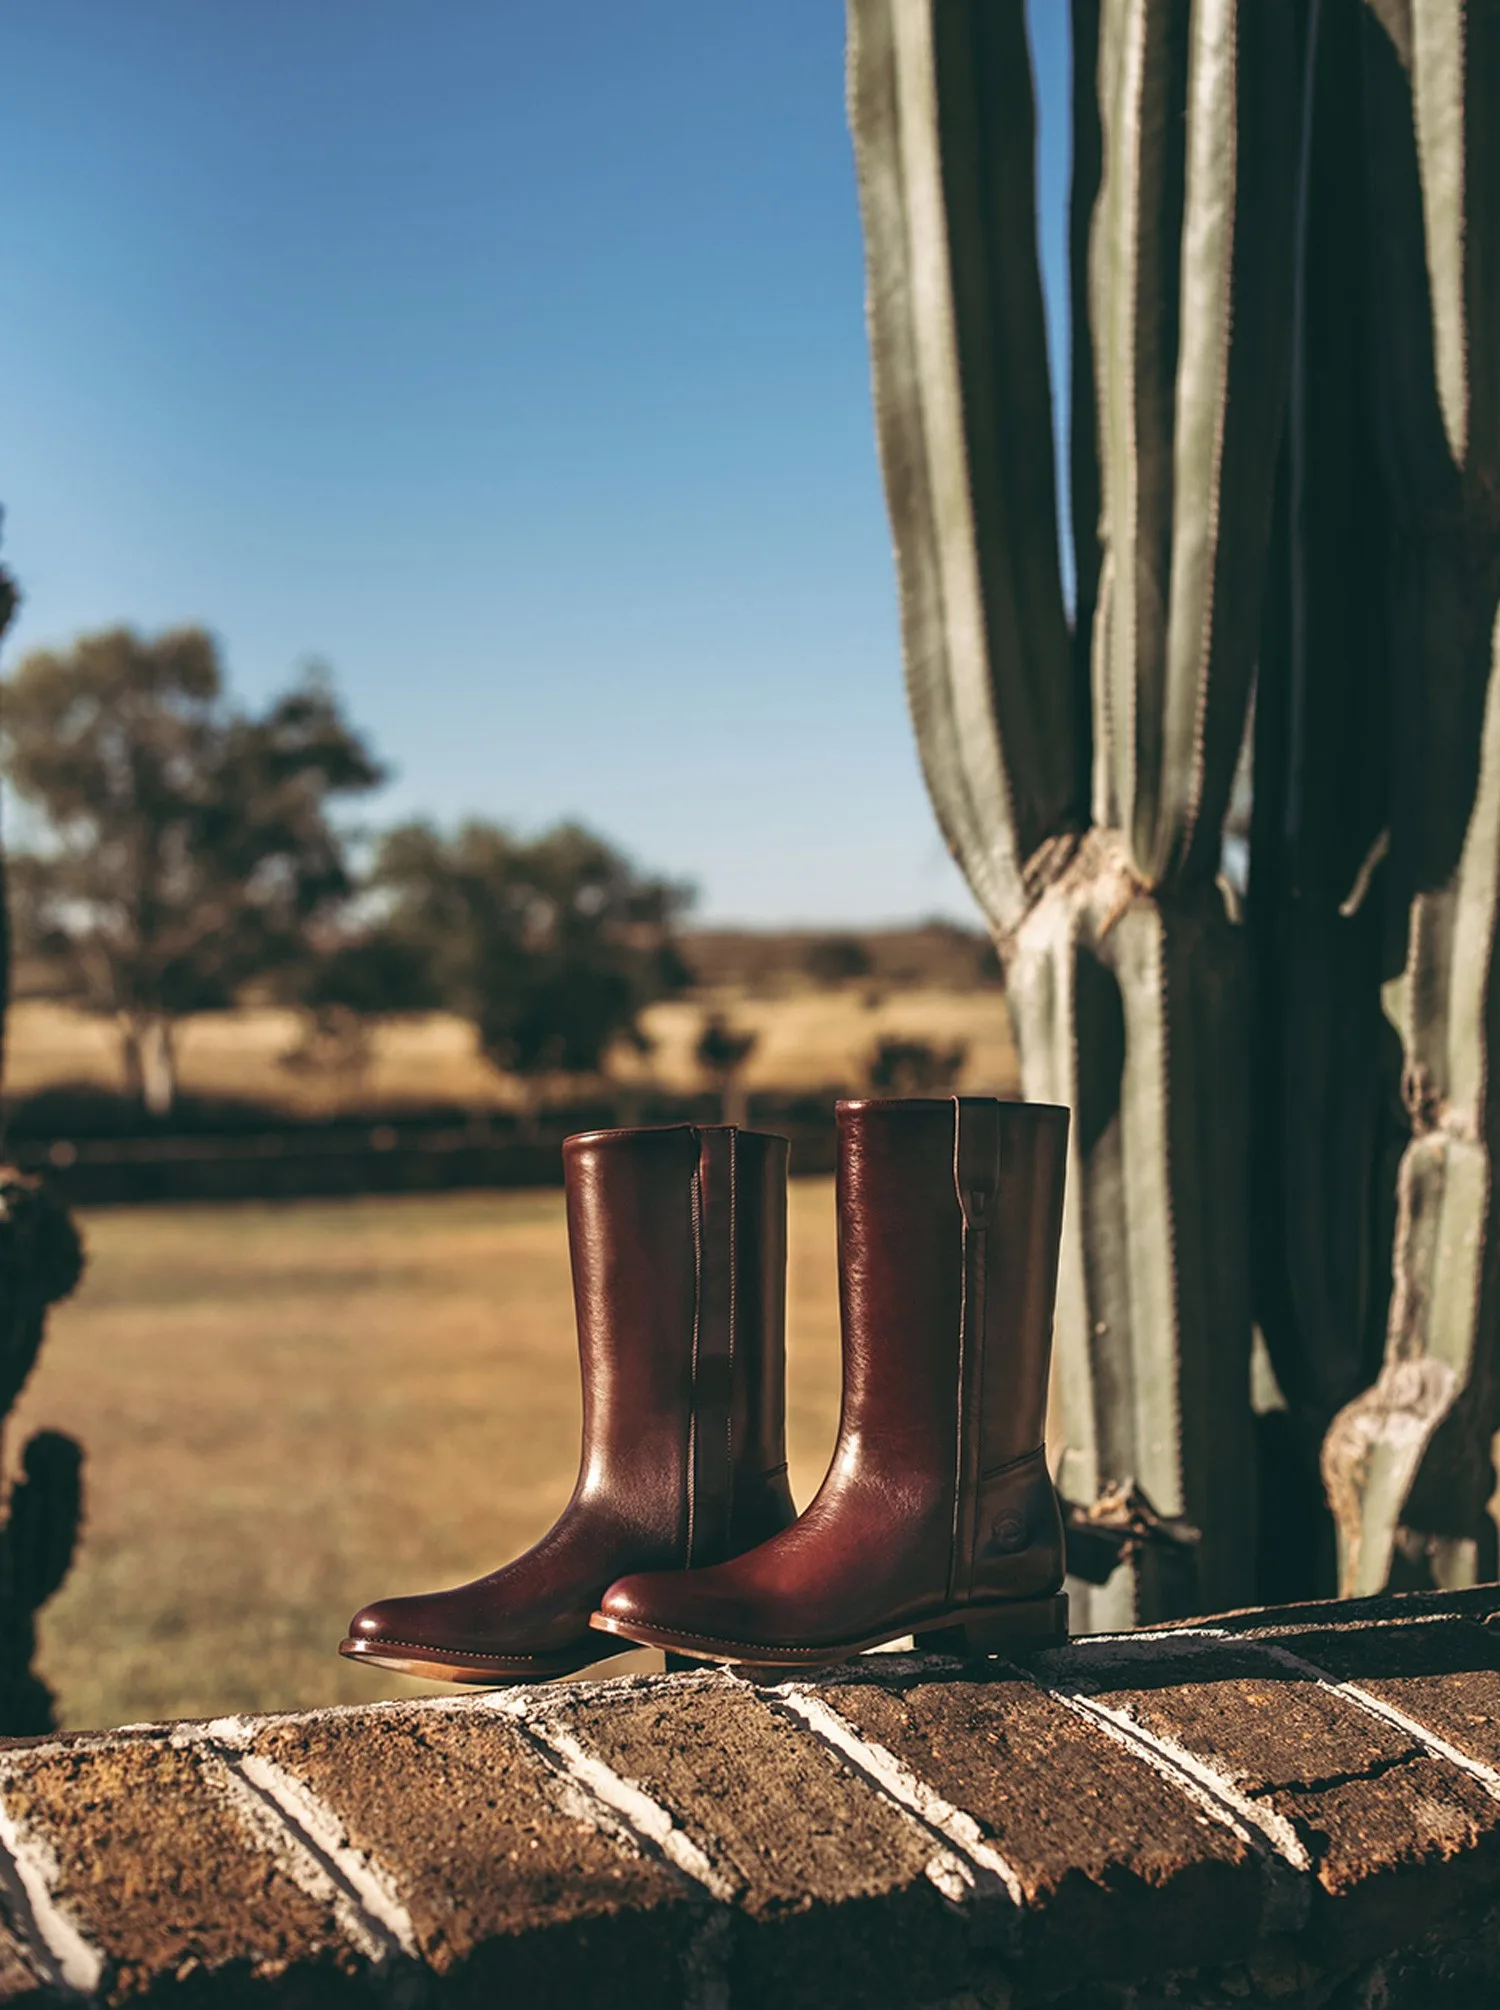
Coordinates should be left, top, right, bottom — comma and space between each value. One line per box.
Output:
0, 1172, 85, 1736
0, 530, 88, 1732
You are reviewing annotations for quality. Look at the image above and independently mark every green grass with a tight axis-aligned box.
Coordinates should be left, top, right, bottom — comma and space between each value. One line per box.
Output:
6, 1184, 845, 1730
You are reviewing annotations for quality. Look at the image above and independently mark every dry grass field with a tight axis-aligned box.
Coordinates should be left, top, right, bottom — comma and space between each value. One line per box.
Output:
7, 1183, 847, 1731
4, 987, 1018, 1115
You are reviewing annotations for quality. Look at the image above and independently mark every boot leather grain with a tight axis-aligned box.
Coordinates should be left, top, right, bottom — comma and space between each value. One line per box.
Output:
341, 1124, 796, 1679
596, 1097, 1069, 1665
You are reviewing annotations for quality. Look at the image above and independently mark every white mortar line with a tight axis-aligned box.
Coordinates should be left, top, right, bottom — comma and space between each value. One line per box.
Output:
178, 1719, 418, 1961
232, 1752, 419, 1957
0, 1776, 105, 1997
1248, 1641, 1500, 1802
766, 1684, 1023, 1908
197, 1749, 392, 1966
1029, 1630, 1236, 1679
485, 1692, 736, 1903
1042, 1687, 1314, 1875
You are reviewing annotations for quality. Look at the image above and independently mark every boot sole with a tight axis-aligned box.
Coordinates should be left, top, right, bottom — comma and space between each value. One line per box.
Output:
589, 1593, 1068, 1669
338, 1635, 635, 1684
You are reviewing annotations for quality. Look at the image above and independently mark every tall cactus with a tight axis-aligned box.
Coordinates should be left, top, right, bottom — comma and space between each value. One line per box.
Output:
1320, 2, 1500, 1597
849, 0, 1296, 1622
0, 536, 86, 1735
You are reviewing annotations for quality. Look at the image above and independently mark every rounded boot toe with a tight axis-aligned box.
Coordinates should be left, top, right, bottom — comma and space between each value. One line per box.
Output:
598, 1574, 659, 1628
599, 1566, 760, 1647
345, 1595, 423, 1647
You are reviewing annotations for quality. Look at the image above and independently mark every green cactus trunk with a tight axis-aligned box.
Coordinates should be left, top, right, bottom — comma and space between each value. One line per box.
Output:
1312, 1, 1500, 1597
1323, 626, 1500, 1593
850, 0, 1295, 1621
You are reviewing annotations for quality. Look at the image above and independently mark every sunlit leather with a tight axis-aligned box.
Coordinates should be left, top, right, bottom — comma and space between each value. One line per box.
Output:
342, 1123, 795, 1676
598, 1097, 1068, 1661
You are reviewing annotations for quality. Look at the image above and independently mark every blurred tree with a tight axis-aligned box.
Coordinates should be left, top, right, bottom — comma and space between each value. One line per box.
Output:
2, 628, 384, 1113
803, 934, 872, 987
867, 1035, 967, 1098
277, 927, 440, 1101
696, 1012, 758, 1127
345, 819, 693, 1116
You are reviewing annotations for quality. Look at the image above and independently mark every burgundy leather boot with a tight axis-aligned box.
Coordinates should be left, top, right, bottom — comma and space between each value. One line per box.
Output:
592, 1097, 1069, 1668
341, 1124, 796, 1681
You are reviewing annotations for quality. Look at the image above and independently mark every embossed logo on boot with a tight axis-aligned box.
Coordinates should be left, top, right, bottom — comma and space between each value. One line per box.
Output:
990, 1510, 1028, 1553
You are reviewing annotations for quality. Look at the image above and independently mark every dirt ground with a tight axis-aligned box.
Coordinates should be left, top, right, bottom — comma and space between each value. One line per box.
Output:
6, 1182, 847, 1731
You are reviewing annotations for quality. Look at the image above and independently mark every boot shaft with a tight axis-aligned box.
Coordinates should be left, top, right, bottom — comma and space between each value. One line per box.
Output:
834, 1095, 1068, 1495
562, 1123, 789, 1563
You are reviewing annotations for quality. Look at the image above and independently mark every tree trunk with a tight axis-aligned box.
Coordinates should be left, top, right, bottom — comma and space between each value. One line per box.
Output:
120, 1015, 177, 1117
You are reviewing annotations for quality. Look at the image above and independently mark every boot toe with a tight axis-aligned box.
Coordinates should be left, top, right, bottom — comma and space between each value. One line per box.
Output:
345, 1595, 422, 1646
598, 1574, 657, 1628
600, 1569, 756, 1643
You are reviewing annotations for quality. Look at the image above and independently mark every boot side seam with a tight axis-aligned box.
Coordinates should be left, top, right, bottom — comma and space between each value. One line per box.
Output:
951, 1098, 1001, 1606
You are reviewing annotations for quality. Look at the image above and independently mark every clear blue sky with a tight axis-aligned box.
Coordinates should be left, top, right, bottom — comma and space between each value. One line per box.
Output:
0, 2, 1069, 926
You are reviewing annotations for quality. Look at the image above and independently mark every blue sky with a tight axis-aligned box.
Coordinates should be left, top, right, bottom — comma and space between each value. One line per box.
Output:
0, 2, 1070, 925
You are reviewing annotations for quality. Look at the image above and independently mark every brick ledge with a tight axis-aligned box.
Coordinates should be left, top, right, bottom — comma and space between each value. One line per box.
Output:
3, 1586, 1500, 2006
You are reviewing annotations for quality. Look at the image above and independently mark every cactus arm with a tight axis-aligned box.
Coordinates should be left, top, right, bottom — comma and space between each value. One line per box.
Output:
0, 1179, 85, 1734
7, 1431, 82, 1612
1090, 0, 1159, 845
1409, 1, 1500, 514
1092, 0, 1295, 886
1070, 0, 1104, 805
1247, 0, 1403, 1528
1409, 1, 1469, 469
1325, 608, 1500, 1594
1320, 3, 1500, 1597
847, 0, 1075, 937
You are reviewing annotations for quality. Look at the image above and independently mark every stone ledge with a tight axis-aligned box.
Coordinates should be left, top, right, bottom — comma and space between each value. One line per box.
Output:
2, 1588, 1500, 2006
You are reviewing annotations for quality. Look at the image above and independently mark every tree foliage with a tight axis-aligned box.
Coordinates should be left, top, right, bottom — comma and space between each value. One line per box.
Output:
316, 818, 694, 1088
696, 1013, 757, 1080
803, 934, 872, 987
867, 1035, 966, 1098
2, 627, 384, 1109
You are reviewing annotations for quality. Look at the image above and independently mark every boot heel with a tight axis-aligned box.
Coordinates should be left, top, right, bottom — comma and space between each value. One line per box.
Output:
915, 1593, 1068, 1657
664, 1651, 702, 1673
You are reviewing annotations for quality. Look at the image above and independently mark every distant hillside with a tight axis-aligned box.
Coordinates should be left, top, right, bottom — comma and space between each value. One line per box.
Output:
682, 921, 998, 993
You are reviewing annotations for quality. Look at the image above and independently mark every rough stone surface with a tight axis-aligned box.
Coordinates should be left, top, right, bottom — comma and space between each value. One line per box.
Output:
817, 1661, 1265, 1990
1, 1588, 1499, 2004
1076, 1637, 1500, 1961
1179, 1582, 1500, 1634
1278, 1615, 1500, 1767
563, 1673, 964, 2006
248, 1701, 693, 2005
0, 1737, 360, 2005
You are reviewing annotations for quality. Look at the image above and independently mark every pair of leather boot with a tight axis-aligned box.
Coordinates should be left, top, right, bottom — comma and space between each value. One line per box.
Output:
340, 1096, 1069, 1679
